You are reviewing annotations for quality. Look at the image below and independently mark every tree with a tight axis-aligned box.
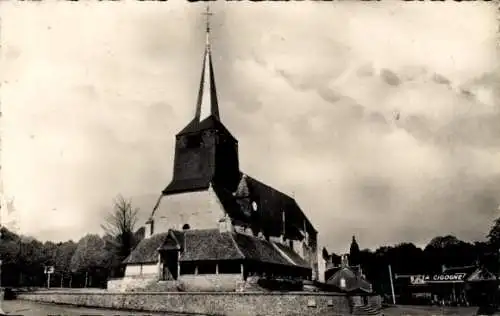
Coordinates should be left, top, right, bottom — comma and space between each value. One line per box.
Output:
101, 195, 139, 263
487, 217, 500, 247
54, 241, 77, 287
70, 234, 112, 287
349, 236, 360, 266
424, 235, 476, 272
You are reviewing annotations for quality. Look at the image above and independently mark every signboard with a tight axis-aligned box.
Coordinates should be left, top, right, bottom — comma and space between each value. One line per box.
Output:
44, 266, 54, 274
410, 275, 426, 285
409, 273, 467, 285
44, 266, 55, 289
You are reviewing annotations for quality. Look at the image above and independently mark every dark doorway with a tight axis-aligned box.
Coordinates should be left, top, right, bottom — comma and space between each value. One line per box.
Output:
162, 250, 179, 280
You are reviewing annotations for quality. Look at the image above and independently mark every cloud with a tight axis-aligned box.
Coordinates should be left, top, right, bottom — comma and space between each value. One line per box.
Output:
432, 73, 452, 86
380, 69, 402, 86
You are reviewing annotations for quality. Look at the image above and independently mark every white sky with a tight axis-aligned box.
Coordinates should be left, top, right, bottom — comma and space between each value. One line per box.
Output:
1, 1, 499, 253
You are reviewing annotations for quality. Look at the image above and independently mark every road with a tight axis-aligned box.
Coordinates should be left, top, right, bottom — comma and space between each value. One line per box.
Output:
1, 300, 167, 316
0, 299, 493, 316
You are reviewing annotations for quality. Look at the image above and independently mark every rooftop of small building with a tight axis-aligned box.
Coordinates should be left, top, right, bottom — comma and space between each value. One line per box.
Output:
124, 228, 311, 270
325, 265, 372, 293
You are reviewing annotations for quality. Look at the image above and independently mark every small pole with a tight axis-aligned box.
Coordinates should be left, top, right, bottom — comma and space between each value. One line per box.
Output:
0, 258, 5, 315
388, 264, 396, 305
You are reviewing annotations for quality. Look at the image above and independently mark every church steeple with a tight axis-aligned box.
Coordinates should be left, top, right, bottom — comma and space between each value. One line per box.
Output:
164, 6, 241, 196
195, 5, 219, 122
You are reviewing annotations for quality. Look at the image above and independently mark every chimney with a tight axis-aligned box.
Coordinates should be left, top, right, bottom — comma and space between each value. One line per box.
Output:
145, 217, 154, 238
341, 254, 349, 268
219, 214, 233, 233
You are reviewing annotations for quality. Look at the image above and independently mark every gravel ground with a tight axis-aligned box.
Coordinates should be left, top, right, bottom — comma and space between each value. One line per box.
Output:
381, 305, 492, 316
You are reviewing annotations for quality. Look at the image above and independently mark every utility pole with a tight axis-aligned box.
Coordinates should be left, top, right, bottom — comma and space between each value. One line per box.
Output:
0, 258, 4, 315
388, 264, 396, 305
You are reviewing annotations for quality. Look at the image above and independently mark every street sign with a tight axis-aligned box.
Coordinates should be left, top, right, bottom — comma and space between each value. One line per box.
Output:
409, 273, 467, 284
44, 266, 54, 274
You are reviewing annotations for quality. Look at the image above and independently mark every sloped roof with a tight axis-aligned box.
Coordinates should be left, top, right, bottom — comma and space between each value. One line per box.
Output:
125, 229, 311, 271
159, 230, 184, 251
123, 232, 169, 264
325, 265, 362, 283
233, 233, 292, 266
177, 116, 236, 142
467, 268, 497, 282
162, 178, 211, 195
236, 174, 317, 237
273, 242, 311, 269
179, 229, 244, 261
326, 267, 372, 293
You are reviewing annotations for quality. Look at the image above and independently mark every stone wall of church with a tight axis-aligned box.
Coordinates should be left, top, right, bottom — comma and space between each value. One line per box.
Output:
151, 187, 225, 234
107, 276, 157, 292
125, 263, 158, 278
19, 291, 357, 316
179, 274, 243, 292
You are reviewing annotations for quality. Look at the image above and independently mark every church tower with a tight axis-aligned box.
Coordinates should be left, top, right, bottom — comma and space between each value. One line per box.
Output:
163, 7, 240, 196
146, 6, 242, 236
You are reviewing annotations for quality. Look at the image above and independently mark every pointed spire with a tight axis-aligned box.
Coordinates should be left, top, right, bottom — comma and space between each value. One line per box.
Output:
195, 5, 220, 123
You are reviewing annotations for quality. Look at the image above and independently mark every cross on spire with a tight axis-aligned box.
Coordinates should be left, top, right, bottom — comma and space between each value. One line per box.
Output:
202, 5, 213, 48
193, 4, 219, 122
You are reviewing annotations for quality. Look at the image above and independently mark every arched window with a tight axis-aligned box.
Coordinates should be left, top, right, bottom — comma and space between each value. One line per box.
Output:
182, 224, 190, 230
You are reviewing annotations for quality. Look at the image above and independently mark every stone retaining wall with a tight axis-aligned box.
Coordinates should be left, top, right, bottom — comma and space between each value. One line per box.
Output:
17, 291, 365, 316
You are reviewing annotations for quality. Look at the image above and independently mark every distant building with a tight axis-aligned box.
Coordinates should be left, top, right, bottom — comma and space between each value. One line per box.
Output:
324, 254, 372, 294
113, 11, 319, 292
395, 265, 498, 306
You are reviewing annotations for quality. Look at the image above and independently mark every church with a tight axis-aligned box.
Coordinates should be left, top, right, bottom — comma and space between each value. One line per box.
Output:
114, 8, 319, 292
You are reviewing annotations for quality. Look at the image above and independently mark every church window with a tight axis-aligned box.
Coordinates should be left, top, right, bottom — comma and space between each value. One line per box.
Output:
182, 224, 190, 230
251, 201, 258, 212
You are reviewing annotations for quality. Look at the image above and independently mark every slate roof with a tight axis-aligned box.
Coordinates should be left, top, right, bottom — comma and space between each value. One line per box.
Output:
274, 242, 311, 268
244, 175, 316, 236
123, 232, 169, 264
326, 266, 372, 293
125, 228, 311, 271
162, 178, 211, 195
177, 116, 236, 142
160, 230, 184, 251
233, 233, 291, 266
467, 268, 497, 282
179, 229, 244, 261
213, 174, 317, 239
